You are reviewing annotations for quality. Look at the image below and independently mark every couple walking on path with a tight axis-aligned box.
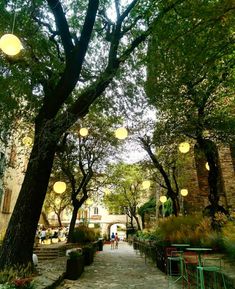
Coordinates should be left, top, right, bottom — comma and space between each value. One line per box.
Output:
111, 232, 119, 249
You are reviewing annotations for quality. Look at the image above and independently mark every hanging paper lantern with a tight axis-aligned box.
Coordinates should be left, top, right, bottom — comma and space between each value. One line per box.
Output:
53, 181, 66, 194
180, 189, 188, 197
115, 127, 128, 140
160, 196, 167, 203
142, 180, 151, 190
0, 34, 23, 56
205, 162, 210, 171
178, 142, 190, 153
79, 127, 88, 137
86, 199, 93, 206
22, 136, 33, 146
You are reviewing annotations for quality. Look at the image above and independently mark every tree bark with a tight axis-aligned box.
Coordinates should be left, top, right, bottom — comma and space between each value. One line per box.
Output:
67, 204, 79, 243
133, 214, 141, 231
197, 138, 225, 227
0, 126, 57, 269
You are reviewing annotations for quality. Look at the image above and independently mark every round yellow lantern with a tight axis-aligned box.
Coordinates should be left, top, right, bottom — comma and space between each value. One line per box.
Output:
114, 127, 128, 140
205, 162, 210, 171
22, 136, 33, 146
160, 196, 167, 203
180, 189, 188, 197
53, 181, 66, 194
86, 199, 93, 206
0, 34, 23, 56
142, 180, 151, 190
79, 127, 88, 137
178, 142, 190, 153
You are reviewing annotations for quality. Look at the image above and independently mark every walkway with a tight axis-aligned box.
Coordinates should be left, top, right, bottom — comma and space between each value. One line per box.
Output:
55, 242, 179, 289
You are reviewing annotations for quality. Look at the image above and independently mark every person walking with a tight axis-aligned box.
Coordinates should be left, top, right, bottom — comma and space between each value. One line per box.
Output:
115, 232, 119, 249
110, 232, 115, 250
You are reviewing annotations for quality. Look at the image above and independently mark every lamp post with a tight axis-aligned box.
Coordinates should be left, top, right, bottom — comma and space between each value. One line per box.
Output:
159, 196, 167, 218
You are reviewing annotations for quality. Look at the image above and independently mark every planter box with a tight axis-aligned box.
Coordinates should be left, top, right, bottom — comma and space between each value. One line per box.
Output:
66, 255, 84, 280
83, 247, 94, 265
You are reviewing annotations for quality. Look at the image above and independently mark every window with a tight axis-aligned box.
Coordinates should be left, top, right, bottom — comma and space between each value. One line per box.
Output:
2, 188, 12, 214
94, 207, 98, 215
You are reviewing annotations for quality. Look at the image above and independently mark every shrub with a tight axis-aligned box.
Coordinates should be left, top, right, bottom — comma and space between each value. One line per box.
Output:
222, 221, 235, 260
68, 250, 83, 260
72, 225, 100, 243
0, 265, 34, 289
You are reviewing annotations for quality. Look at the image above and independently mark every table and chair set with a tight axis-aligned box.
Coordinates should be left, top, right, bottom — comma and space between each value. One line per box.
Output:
165, 244, 227, 289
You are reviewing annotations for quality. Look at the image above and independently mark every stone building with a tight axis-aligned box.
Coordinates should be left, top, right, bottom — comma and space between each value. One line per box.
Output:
180, 144, 235, 214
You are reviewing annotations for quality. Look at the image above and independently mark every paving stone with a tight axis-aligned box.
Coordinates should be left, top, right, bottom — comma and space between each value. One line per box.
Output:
55, 242, 175, 289
33, 242, 235, 289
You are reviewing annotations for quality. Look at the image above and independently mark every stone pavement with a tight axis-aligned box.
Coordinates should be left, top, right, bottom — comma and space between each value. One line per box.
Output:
55, 242, 179, 289
33, 241, 235, 289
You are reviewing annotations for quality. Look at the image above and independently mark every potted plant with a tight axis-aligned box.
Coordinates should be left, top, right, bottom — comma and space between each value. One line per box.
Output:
82, 245, 94, 266
66, 250, 84, 280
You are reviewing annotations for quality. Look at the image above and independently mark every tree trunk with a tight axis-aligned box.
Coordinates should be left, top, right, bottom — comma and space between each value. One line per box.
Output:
0, 128, 57, 269
141, 214, 145, 229
41, 211, 50, 227
197, 138, 225, 229
67, 204, 80, 243
56, 212, 62, 227
170, 193, 180, 217
140, 138, 180, 216
133, 214, 141, 231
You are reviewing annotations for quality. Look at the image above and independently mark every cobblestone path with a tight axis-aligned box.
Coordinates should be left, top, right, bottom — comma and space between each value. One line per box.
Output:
56, 241, 180, 289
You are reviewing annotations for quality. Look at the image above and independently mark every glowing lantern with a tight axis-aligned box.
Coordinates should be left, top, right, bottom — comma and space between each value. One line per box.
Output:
160, 196, 167, 203
86, 199, 93, 206
115, 127, 128, 140
180, 189, 188, 197
178, 142, 190, 153
205, 162, 210, 171
142, 180, 151, 190
0, 34, 23, 56
53, 181, 66, 194
22, 136, 32, 146
79, 127, 88, 137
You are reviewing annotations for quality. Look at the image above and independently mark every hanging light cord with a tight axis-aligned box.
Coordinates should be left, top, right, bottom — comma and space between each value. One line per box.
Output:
12, 11, 16, 34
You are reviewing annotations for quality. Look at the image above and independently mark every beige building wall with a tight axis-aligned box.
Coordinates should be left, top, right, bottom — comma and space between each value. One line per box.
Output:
0, 137, 30, 233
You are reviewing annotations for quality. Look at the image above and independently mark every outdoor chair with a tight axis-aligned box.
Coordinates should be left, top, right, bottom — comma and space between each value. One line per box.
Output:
196, 257, 227, 289
167, 250, 188, 288
183, 251, 198, 289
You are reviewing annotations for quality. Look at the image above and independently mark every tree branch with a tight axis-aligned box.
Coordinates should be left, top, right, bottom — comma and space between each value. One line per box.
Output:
47, 0, 74, 60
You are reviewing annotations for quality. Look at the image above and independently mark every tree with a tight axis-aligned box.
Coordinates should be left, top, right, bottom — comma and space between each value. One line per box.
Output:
146, 0, 235, 221
138, 197, 156, 229
104, 162, 149, 230
43, 176, 71, 227
55, 112, 120, 242
139, 134, 181, 216
0, 0, 184, 269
